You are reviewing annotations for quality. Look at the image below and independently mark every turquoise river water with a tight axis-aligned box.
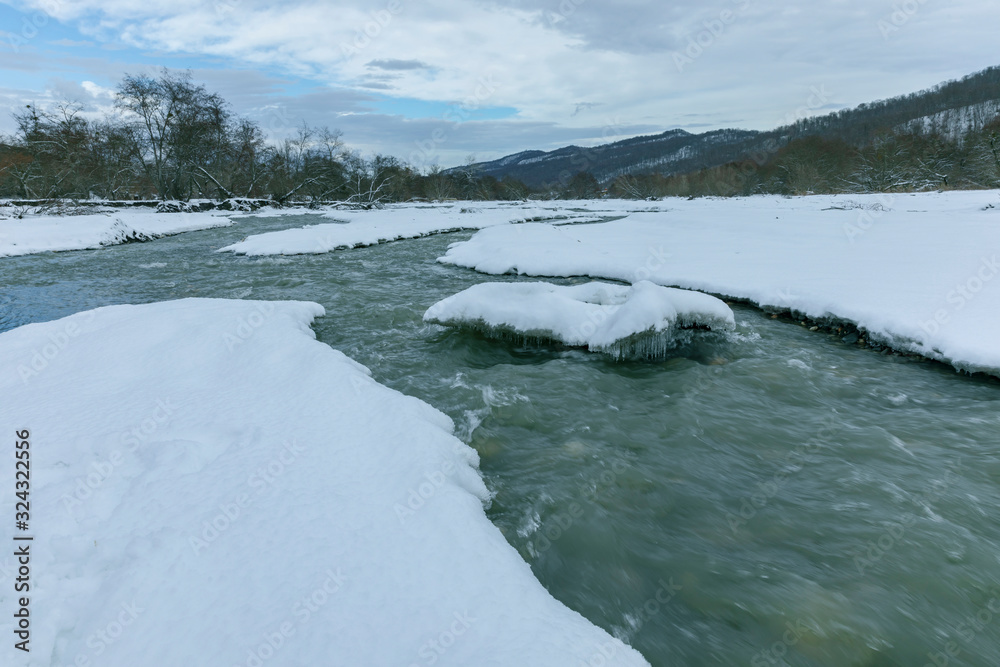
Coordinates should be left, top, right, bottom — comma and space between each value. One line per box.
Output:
2, 214, 999, 666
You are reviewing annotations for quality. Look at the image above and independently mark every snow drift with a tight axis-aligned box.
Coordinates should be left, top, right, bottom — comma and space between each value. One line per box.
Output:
424, 281, 735, 359
0, 299, 648, 667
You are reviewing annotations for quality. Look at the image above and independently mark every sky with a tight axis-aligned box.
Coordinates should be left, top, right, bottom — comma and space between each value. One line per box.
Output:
0, 0, 998, 169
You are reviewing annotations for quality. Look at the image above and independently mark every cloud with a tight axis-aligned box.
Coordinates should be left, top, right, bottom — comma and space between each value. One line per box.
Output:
571, 102, 601, 117
2, 0, 1000, 166
365, 59, 430, 71
46, 77, 109, 106
49, 38, 96, 47
486, 0, 695, 55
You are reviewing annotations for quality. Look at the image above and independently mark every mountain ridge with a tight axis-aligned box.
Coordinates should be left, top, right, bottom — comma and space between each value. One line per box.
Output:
455, 66, 1000, 189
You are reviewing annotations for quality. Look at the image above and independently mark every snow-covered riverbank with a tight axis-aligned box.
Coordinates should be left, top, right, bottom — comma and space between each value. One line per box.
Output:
0, 200, 612, 258
5, 190, 999, 376
0, 299, 647, 666
440, 190, 1000, 375
217, 202, 605, 256
0, 209, 235, 257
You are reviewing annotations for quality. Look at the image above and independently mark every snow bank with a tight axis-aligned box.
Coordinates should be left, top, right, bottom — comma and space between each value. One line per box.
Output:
425, 281, 735, 359
0, 209, 234, 257
216, 203, 603, 256
0, 299, 647, 667
439, 190, 1000, 375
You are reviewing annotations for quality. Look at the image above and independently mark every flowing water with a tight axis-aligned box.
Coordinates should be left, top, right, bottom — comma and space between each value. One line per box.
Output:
3, 214, 1000, 666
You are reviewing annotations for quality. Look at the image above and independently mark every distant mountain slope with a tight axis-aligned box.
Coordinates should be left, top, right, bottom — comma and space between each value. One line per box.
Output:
455, 129, 761, 188
459, 66, 1000, 188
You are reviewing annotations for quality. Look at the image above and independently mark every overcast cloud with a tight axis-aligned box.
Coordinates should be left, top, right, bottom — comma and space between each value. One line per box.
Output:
0, 0, 997, 167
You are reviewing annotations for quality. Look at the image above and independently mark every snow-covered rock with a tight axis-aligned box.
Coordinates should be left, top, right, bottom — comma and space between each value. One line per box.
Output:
217, 198, 260, 212
154, 200, 194, 214
425, 281, 735, 359
0, 298, 648, 667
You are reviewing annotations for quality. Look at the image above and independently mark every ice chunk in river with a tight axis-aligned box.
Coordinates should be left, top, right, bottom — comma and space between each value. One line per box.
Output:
425, 281, 735, 360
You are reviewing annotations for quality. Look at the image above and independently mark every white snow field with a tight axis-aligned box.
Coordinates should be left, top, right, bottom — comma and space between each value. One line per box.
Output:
216, 202, 606, 256
0, 299, 648, 667
440, 190, 1000, 375
0, 209, 234, 257
425, 281, 735, 359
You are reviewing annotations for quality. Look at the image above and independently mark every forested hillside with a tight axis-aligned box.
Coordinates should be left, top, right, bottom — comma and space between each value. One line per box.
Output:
463, 66, 1000, 196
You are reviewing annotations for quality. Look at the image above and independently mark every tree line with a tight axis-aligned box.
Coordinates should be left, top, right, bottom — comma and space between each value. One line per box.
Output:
1, 68, 998, 204
606, 120, 1000, 199
0, 69, 534, 205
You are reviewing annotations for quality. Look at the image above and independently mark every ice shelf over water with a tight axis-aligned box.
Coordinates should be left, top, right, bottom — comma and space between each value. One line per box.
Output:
425, 280, 736, 359
0, 298, 648, 667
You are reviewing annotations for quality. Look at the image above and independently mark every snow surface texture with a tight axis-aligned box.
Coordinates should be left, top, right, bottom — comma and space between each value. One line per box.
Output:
439, 190, 1000, 375
0, 209, 234, 257
216, 202, 606, 256
425, 281, 735, 360
0, 299, 648, 667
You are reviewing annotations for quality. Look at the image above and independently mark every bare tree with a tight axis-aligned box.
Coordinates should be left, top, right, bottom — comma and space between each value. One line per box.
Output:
844, 138, 911, 192
424, 165, 456, 201
11, 102, 94, 198
116, 69, 230, 200
613, 174, 658, 199
341, 153, 394, 208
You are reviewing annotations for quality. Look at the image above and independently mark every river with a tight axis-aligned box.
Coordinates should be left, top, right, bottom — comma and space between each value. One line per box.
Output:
2, 213, 999, 666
